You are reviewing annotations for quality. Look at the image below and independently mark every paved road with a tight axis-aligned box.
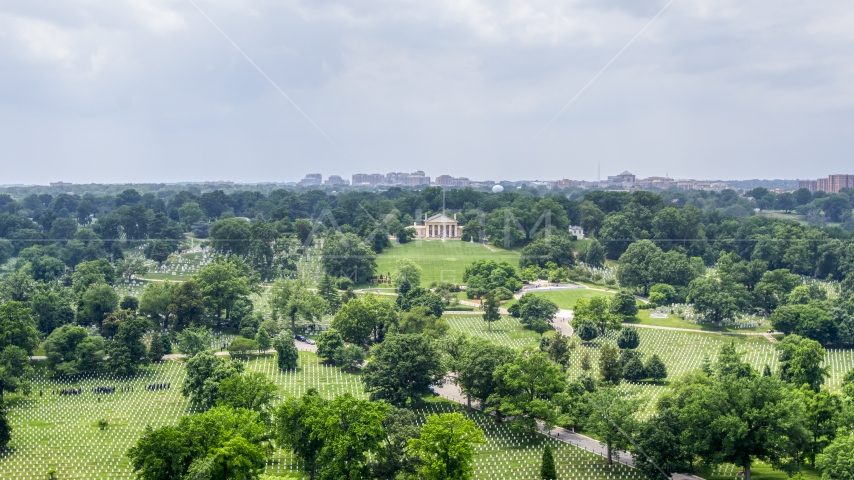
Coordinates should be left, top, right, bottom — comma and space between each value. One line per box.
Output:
434, 378, 701, 479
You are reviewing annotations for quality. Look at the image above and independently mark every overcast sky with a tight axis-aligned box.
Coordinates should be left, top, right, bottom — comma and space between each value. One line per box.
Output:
1, 0, 853, 184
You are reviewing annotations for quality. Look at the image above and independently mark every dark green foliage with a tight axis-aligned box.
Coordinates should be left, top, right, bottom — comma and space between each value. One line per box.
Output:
817, 432, 854, 480
127, 406, 266, 480
715, 342, 755, 379
462, 260, 521, 299
540, 444, 557, 479
481, 290, 501, 332
107, 315, 150, 376
490, 352, 566, 431
273, 332, 299, 371
622, 356, 646, 382
610, 291, 638, 317
519, 236, 575, 269
254, 327, 271, 352
644, 354, 667, 383
168, 280, 205, 331
396, 306, 449, 339
770, 305, 837, 346
0, 301, 40, 355
194, 258, 252, 327
0, 400, 10, 448
43, 325, 105, 376
547, 331, 572, 367
333, 344, 366, 372
316, 329, 344, 360
274, 389, 327, 480
30, 288, 75, 335
331, 294, 395, 345
148, 332, 166, 362
687, 277, 750, 324
585, 387, 639, 465
228, 337, 257, 359
776, 334, 828, 391
584, 238, 606, 267
119, 295, 139, 311
576, 320, 598, 343
456, 338, 515, 410
320, 233, 377, 283
598, 344, 621, 384
317, 273, 341, 313
217, 372, 277, 414
617, 240, 696, 294
396, 287, 445, 317
632, 407, 692, 477
175, 326, 210, 356
274, 391, 390, 480
675, 374, 809, 480
209, 217, 252, 256
0, 345, 33, 397
181, 351, 244, 410
77, 283, 119, 326
370, 407, 422, 479
362, 334, 445, 407
516, 293, 559, 329
616, 327, 640, 349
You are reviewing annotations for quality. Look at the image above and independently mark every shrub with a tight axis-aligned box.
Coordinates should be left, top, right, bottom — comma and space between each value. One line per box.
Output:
228, 337, 257, 359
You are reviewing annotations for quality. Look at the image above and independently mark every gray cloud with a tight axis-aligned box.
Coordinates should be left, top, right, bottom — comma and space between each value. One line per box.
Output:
1, 0, 853, 184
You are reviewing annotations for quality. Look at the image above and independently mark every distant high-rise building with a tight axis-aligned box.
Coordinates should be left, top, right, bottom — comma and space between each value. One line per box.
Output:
352, 173, 385, 186
324, 175, 349, 186
800, 174, 854, 193
435, 175, 470, 187
50, 181, 73, 187
385, 172, 409, 184
298, 173, 322, 186
798, 180, 818, 192
404, 171, 430, 186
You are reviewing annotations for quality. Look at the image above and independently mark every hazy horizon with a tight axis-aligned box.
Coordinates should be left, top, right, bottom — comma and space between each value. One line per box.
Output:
2, 0, 853, 184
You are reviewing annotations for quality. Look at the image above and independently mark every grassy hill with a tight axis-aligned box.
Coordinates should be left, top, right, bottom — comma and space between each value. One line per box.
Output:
373, 239, 519, 287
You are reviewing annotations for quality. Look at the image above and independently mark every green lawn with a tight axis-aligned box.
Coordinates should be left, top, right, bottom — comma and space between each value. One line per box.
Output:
504, 287, 616, 310
374, 239, 519, 287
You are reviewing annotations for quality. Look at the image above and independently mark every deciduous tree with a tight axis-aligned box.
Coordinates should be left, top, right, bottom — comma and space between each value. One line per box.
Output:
585, 387, 640, 464
408, 412, 485, 480
363, 334, 445, 407
490, 351, 566, 430
273, 332, 299, 371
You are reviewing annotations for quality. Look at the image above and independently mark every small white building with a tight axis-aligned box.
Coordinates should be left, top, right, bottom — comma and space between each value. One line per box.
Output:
569, 225, 584, 240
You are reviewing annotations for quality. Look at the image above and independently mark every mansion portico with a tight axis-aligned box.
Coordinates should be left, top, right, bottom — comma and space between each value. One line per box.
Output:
412, 213, 460, 238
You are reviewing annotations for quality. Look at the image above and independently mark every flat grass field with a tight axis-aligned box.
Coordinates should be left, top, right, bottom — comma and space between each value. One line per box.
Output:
373, 239, 519, 286
503, 287, 616, 310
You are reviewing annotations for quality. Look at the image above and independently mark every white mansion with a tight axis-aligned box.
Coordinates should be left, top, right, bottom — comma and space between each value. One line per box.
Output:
412, 213, 460, 239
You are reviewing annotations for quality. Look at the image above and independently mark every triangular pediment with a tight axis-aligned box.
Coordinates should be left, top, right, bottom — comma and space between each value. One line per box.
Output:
425, 213, 457, 223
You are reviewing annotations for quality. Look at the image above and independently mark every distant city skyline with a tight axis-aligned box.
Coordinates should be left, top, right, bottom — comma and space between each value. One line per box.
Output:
3, 1, 854, 184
